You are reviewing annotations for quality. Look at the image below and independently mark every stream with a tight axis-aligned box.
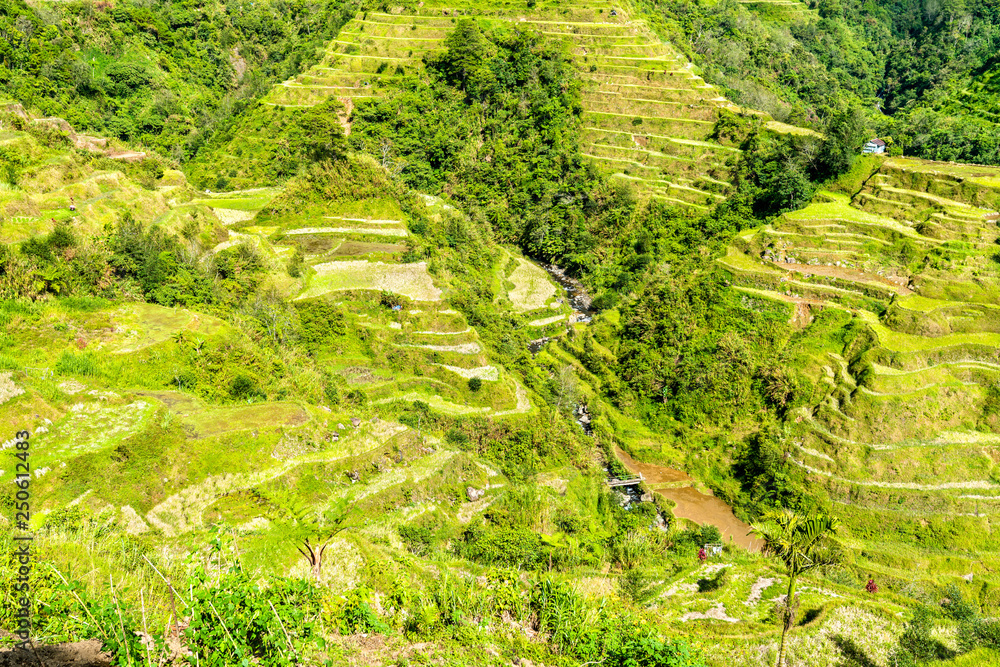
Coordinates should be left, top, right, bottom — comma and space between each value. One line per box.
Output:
528, 262, 595, 354
529, 260, 756, 550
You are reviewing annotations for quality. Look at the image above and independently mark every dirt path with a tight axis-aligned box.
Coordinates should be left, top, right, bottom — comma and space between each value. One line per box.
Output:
0, 641, 108, 667
615, 448, 759, 551
777, 261, 912, 295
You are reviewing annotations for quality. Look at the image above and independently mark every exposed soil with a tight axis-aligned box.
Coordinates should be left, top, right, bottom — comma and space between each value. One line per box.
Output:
0, 641, 109, 667
615, 448, 759, 551
777, 261, 912, 295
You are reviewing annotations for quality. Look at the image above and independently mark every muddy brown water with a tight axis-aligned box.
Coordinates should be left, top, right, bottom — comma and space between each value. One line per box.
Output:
615, 448, 759, 551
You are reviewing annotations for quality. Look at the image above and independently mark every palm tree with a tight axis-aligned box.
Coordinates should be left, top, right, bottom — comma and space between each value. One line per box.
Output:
751, 509, 841, 667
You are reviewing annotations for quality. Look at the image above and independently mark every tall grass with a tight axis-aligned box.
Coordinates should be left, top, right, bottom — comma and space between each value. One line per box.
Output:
55, 351, 100, 377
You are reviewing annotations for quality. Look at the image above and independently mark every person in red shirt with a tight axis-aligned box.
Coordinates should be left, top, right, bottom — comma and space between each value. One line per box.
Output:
698, 547, 707, 562
866, 577, 878, 594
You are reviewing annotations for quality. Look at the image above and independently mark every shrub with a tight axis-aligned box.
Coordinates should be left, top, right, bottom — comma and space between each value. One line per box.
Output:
618, 568, 661, 606
338, 588, 390, 634
455, 524, 541, 567
294, 299, 346, 345
697, 568, 728, 593
399, 524, 434, 555
468, 377, 483, 391
229, 374, 259, 399
445, 428, 470, 448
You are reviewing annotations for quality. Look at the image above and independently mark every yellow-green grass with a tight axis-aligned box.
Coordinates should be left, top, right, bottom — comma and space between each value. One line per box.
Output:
876, 183, 995, 213
895, 294, 975, 312
938, 649, 1000, 667
716, 247, 783, 274
0, 399, 159, 483
298, 260, 443, 302
857, 310, 1000, 353
97, 304, 229, 354
764, 120, 822, 137
886, 156, 1000, 182
784, 191, 938, 242
870, 361, 997, 393
180, 402, 309, 439
191, 189, 280, 210
507, 258, 558, 312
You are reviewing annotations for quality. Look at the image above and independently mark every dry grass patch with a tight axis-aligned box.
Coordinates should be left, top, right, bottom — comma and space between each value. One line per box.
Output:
299, 260, 443, 301
508, 259, 557, 312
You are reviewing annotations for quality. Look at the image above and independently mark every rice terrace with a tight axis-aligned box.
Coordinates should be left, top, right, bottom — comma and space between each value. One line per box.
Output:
3, 0, 1000, 665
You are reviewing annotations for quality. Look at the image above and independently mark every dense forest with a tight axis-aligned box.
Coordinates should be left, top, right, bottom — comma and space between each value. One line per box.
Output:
655, 0, 1000, 164
0, 0, 357, 158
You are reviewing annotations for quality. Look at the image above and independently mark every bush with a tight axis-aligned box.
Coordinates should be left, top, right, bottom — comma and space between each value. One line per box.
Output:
399, 524, 434, 555
186, 571, 323, 666
468, 377, 483, 392
445, 428, 470, 448
697, 568, 728, 593
229, 374, 260, 399
294, 299, 346, 345
455, 524, 541, 567
338, 588, 390, 634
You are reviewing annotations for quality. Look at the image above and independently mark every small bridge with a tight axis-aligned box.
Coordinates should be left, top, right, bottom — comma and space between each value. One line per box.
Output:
608, 473, 644, 488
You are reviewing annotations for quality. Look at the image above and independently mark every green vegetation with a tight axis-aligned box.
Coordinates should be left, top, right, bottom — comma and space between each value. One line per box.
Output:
656, 0, 1000, 165
0, 0, 358, 158
752, 510, 841, 667
3, 0, 1000, 665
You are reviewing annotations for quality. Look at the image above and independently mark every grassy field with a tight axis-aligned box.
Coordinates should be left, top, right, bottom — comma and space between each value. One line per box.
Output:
299, 260, 443, 301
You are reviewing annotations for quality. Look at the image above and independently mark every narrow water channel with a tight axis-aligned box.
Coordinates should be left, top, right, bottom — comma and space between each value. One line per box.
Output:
528, 261, 594, 354
528, 259, 758, 551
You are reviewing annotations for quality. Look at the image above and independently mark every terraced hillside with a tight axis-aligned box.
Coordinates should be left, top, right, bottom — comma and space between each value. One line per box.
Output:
0, 150, 564, 534
719, 154, 1000, 588
266, 191, 541, 417
248, 0, 766, 209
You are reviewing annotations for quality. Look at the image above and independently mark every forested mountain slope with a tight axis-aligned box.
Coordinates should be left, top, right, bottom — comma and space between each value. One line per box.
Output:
1, 0, 1000, 666
656, 0, 1000, 165
0, 0, 357, 158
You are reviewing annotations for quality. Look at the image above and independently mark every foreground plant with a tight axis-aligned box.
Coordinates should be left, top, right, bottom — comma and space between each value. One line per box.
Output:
751, 509, 841, 667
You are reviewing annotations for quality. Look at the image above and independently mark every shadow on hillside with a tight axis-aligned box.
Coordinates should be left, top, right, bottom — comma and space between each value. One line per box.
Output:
829, 634, 878, 667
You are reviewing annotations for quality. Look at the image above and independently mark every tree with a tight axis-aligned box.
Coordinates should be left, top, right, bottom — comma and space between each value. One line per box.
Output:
751, 510, 841, 667
433, 18, 496, 97
812, 105, 868, 180
284, 497, 356, 582
292, 99, 348, 163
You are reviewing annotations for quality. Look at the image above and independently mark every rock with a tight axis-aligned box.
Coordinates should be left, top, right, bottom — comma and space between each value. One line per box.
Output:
338, 423, 346, 430
348, 470, 360, 482
1, 102, 28, 118
963, 573, 974, 582
640, 492, 654, 503
467, 486, 485, 502
350, 417, 361, 427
